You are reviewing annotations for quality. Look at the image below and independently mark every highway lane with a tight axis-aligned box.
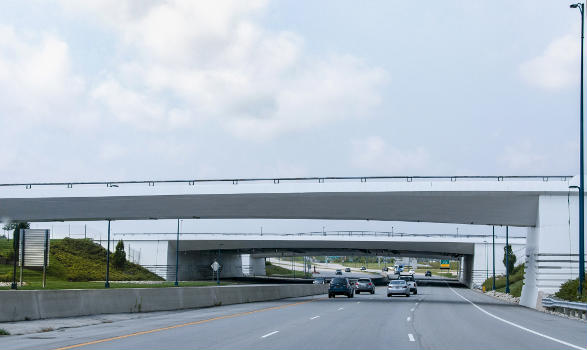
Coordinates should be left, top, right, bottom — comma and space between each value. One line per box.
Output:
1, 280, 585, 350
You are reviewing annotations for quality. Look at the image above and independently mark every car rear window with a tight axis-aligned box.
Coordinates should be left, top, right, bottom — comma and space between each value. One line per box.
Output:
331, 278, 346, 284
391, 280, 406, 285
358, 279, 370, 282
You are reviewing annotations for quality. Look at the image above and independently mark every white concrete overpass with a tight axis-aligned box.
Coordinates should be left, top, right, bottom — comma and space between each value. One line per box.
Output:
0, 175, 583, 309
110, 232, 525, 287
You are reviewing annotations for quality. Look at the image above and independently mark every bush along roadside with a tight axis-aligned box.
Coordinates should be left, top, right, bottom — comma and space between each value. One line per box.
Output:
481, 263, 525, 298
554, 278, 587, 303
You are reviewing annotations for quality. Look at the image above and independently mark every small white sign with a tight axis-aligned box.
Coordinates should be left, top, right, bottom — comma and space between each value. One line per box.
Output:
211, 261, 220, 272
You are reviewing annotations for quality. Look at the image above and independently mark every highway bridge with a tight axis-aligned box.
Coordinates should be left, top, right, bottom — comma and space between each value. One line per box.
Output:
0, 175, 584, 309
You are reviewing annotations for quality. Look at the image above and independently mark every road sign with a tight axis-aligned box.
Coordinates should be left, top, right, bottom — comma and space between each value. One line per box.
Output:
211, 261, 220, 272
440, 259, 450, 269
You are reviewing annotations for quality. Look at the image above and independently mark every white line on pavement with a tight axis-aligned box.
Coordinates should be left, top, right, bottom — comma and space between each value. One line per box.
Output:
408, 334, 415, 342
448, 286, 584, 350
261, 331, 279, 338
410, 308, 415, 312
407, 317, 411, 322
310, 316, 320, 320
338, 307, 344, 310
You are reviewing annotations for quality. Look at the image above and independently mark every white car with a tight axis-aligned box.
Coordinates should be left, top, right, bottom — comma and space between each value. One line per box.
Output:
398, 275, 418, 294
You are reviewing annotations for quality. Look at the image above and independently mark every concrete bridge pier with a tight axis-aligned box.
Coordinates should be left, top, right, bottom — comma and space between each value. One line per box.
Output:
521, 194, 585, 309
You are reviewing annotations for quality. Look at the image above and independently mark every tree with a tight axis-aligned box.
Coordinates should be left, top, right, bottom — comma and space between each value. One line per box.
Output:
503, 244, 517, 275
113, 240, 126, 269
2, 222, 30, 259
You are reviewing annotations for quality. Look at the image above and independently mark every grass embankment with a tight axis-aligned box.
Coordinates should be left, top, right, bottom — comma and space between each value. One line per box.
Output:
482, 264, 525, 297
0, 238, 170, 290
265, 261, 311, 278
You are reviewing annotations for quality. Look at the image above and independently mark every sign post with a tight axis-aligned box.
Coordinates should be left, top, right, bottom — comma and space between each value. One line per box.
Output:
211, 261, 220, 285
17, 229, 50, 288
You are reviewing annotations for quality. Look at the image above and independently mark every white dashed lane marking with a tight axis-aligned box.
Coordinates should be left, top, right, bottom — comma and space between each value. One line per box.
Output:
261, 331, 279, 339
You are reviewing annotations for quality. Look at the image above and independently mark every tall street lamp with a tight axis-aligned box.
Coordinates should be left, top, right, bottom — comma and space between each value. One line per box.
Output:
571, 2, 585, 296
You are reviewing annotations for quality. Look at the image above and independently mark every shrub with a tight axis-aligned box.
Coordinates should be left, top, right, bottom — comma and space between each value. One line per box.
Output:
555, 278, 587, 302
113, 240, 126, 269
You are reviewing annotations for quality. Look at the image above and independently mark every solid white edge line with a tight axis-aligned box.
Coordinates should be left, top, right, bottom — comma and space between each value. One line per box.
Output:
338, 307, 344, 310
407, 316, 411, 322
448, 286, 584, 350
410, 308, 415, 312
310, 316, 320, 320
261, 331, 279, 338
408, 333, 415, 342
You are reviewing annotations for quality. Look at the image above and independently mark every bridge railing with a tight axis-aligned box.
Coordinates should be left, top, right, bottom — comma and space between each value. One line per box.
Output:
0, 175, 572, 190
111, 231, 526, 240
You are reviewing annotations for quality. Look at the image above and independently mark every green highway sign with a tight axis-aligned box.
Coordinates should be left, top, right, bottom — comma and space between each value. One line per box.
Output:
440, 259, 450, 269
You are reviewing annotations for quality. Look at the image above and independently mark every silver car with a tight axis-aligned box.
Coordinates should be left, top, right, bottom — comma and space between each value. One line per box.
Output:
387, 280, 410, 297
355, 278, 375, 294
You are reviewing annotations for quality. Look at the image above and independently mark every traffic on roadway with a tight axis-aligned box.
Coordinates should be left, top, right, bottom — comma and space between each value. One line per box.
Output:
1, 275, 585, 350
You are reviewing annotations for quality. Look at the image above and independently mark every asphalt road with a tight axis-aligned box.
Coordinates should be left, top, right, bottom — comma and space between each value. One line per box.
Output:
1, 278, 585, 350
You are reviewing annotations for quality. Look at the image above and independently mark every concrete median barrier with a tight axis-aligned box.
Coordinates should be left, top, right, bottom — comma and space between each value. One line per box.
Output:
0, 284, 328, 322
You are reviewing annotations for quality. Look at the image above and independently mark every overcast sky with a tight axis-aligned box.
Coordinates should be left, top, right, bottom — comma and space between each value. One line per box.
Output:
0, 1, 580, 238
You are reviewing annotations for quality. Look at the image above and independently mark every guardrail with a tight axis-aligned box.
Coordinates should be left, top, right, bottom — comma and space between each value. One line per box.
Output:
0, 175, 572, 189
541, 297, 587, 320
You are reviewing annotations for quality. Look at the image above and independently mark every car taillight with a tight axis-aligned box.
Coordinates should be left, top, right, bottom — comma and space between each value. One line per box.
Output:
368, 283, 372, 286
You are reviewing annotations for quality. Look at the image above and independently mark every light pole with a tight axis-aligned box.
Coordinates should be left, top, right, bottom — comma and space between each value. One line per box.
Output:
492, 226, 496, 291
175, 219, 180, 287
571, 2, 586, 297
105, 220, 111, 288
505, 226, 510, 294
484, 240, 488, 281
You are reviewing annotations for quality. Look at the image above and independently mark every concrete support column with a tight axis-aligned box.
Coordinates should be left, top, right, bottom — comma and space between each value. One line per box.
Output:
521, 194, 585, 308
249, 257, 266, 276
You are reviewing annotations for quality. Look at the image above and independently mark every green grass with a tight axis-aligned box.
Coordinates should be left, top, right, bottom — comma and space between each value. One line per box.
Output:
340, 262, 386, 270
265, 262, 311, 278
0, 238, 164, 289
0, 280, 234, 290
554, 278, 587, 303
0, 328, 9, 336
482, 264, 525, 297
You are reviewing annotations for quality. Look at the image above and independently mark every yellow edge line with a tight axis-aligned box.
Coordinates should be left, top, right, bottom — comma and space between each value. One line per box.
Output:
54, 299, 318, 350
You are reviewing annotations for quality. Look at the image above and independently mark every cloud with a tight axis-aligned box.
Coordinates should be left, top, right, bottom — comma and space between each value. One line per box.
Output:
58, 0, 387, 140
519, 34, 579, 90
497, 140, 575, 174
350, 136, 430, 174
0, 25, 86, 126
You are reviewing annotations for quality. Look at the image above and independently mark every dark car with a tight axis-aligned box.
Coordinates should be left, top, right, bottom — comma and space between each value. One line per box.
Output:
355, 278, 375, 294
344, 267, 351, 272
425, 270, 432, 277
335, 269, 343, 275
328, 277, 354, 298
382, 267, 389, 272
360, 266, 366, 271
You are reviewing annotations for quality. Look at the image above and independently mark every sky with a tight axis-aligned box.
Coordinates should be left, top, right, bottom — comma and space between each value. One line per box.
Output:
0, 1, 581, 238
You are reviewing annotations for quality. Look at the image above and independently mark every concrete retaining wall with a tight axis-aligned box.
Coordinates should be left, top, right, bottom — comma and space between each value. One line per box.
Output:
0, 284, 328, 323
